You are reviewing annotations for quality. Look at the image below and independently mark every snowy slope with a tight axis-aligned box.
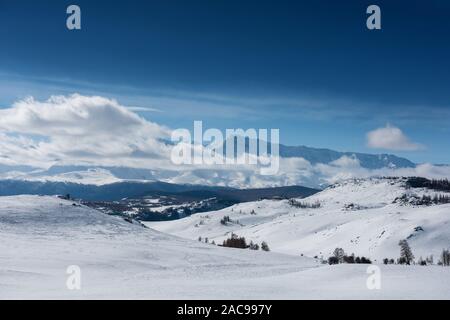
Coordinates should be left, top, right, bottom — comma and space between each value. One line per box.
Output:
0, 195, 314, 299
2, 194, 450, 299
147, 178, 450, 262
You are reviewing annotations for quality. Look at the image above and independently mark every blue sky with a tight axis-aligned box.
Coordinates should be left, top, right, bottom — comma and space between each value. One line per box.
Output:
0, 0, 449, 163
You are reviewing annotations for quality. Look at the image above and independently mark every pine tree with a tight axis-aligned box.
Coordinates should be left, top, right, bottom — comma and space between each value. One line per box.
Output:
261, 241, 270, 252
441, 249, 450, 266
399, 239, 415, 265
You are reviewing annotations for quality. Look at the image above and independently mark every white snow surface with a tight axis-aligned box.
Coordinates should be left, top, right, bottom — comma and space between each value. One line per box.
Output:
0, 168, 122, 186
147, 178, 450, 261
1, 192, 450, 299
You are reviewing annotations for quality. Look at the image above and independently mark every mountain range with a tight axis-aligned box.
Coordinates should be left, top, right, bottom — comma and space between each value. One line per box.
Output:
278, 145, 415, 168
0, 144, 426, 190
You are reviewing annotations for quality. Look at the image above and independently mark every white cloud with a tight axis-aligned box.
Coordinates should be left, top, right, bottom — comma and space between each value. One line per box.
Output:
329, 155, 360, 168
0, 94, 172, 168
366, 124, 423, 151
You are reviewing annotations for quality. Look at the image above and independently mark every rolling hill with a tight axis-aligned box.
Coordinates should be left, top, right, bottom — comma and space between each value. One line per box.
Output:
147, 177, 450, 262
1, 194, 450, 299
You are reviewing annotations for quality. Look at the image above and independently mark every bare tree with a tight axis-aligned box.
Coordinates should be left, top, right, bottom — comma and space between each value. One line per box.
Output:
333, 248, 345, 264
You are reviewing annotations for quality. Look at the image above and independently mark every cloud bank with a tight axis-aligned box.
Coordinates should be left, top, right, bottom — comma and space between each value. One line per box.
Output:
366, 124, 423, 151
0, 94, 171, 168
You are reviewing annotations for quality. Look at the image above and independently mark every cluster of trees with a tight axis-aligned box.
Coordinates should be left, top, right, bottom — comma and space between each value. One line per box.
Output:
394, 193, 450, 206
220, 233, 270, 251
441, 249, 450, 266
220, 215, 241, 225
327, 248, 371, 265
383, 240, 416, 265
248, 241, 259, 250
222, 234, 248, 249
220, 216, 231, 225
407, 177, 450, 192
288, 199, 321, 209
343, 203, 367, 211
417, 256, 434, 266
383, 240, 450, 266
416, 194, 450, 205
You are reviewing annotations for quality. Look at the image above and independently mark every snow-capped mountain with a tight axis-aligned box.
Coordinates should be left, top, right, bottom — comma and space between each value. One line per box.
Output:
2, 194, 450, 299
1, 145, 441, 189
278, 145, 415, 169
147, 177, 450, 262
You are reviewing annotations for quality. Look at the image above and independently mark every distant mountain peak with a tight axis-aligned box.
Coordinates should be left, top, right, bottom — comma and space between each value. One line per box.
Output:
278, 144, 415, 169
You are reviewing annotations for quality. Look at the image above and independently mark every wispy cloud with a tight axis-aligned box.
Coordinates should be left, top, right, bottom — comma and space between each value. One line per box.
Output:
127, 106, 163, 113
2, 71, 450, 127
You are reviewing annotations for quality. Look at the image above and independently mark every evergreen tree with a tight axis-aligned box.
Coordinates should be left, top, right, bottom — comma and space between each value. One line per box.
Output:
441, 249, 450, 266
399, 239, 415, 265
343, 254, 355, 264
359, 256, 372, 264
328, 256, 339, 265
261, 241, 270, 252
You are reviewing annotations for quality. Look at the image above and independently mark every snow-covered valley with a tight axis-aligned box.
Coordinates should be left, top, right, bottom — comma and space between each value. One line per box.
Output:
1, 185, 450, 299
147, 178, 450, 262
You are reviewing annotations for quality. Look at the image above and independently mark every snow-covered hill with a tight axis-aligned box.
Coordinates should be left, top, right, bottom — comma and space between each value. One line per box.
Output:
147, 178, 450, 262
0, 195, 317, 299
2, 194, 450, 299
